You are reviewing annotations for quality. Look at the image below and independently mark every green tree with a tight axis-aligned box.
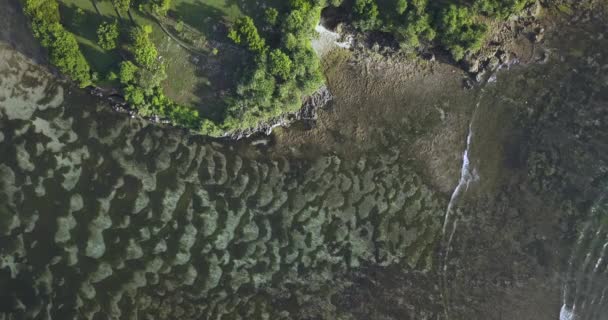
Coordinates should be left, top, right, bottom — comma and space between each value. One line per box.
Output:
395, 0, 408, 15
97, 20, 119, 50
23, 0, 91, 87
268, 49, 292, 80
353, 0, 379, 30
438, 5, 487, 60
48, 24, 92, 87
112, 0, 131, 13
119, 60, 138, 84
228, 16, 266, 53
130, 25, 158, 69
124, 85, 145, 105
152, 0, 171, 16
23, 0, 60, 23
264, 7, 279, 26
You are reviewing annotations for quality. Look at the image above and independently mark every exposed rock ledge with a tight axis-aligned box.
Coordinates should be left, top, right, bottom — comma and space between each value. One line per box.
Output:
89, 85, 333, 140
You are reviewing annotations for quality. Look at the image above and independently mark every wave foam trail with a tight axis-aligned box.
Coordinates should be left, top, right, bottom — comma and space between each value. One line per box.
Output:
561, 197, 608, 320
312, 24, 352, 56
440, 94, 483, 319
560, 304, 576, 320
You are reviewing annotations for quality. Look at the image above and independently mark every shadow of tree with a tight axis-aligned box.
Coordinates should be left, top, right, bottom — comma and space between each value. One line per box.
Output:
187, 41, 250, 120
170, 1, 228, 41
58, 3, 123, 75
224, 0, 288, 24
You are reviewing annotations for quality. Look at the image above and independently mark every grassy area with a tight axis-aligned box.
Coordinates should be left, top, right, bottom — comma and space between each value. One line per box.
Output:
32, 0, 325, 134
170, 0, 242, 40
58, 0, 122, 82
57, 0, 238, 114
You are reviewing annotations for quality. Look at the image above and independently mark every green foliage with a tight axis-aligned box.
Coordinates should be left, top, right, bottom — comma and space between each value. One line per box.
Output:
23, 0, 91, 87
152, 0, 172, 16
200, 119, 223, 136
264, 7, 279, 26
353, 0, 380, 30
168, 103, 199, 128
97, 20, 120, 51
23, 0, 60, 24
438, 5, 487, 61
112, 0, 131, 13
473, 0, 532, 18
124, 85, 145, 105
268, 49, 293, 80
107, 71, 118, 81
221, 1, 325, 133
119, 61, 138, 84
23, 0, 328, 135
130, 25, 158, 69
395, 0, 408, 15
228, 16, 266, 53
47, 25, 92, 87
175, 20, 184, 33
345, 0, 527, 60
135, 64, 167, 93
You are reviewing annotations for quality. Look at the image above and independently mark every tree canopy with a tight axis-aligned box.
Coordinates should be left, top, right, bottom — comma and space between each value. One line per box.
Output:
23, 0, 91, 87
228, 16, 266, 53
341, 0, 533, 60
130, 25, 158, 69
97, 20, 120, 50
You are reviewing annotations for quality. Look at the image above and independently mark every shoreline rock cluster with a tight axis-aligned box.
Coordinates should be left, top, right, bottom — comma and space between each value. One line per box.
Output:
223, 85, 334, 140
87, 85, 334, 141
322, 1, 550, 88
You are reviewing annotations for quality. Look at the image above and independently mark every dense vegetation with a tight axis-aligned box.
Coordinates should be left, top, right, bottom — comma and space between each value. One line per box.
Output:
22, 0, 533, 136
336, 0, 533, 60
223, 0, 326, 131
22, 0, 92, 87
22, 0, 325, 135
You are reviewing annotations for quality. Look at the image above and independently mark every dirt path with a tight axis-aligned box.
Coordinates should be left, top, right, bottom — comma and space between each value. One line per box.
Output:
150, 14, 209, 56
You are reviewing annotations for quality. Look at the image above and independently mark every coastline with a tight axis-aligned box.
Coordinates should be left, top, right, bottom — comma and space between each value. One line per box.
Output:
2, 0, 568, 141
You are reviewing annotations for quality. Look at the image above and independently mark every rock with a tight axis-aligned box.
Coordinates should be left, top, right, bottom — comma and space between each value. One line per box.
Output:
476, 70, 487, 83
466, 59, 480, 73
488, 56, 501, 71
463, 78, 475, 90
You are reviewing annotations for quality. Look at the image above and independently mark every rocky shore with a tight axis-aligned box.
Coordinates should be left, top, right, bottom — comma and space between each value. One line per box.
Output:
87, 84, 334, 141
321, 0, 552, 88
223, 85, 334, 140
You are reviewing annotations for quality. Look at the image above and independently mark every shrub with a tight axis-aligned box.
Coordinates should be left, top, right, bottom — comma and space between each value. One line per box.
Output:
112, 0, 131, 13
124, 85, 145, 105
23, 0, 91, 87
152, 0, 171, 16
97, 20, 119, 50
264, 8, 279, 26
268, 49, 293, 80
119, 61, 138, 84
228, 16, 266, 53
438, 5, 487, 60
130, 25, 158, 69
